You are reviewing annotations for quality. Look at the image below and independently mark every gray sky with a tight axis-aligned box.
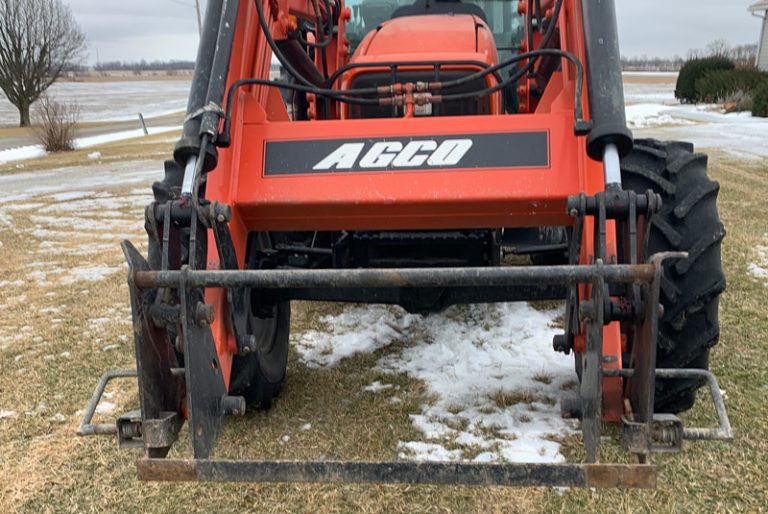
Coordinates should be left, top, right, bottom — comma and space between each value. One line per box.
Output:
66, 0, 765, 63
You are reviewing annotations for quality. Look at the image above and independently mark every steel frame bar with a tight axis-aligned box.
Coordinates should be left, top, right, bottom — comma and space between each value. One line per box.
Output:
76, 369, 137, 436
133, 263, 657, 290
136, 459, 657, 488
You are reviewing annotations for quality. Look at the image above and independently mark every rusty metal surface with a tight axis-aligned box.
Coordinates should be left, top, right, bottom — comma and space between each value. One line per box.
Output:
133, 262, 658, 290
136, 459, 657, 488
585, 464, 656, 489
143, 412, 184, 449
179, 270, 228, 459
122, 241, 187, 459
580, 265, 605, 463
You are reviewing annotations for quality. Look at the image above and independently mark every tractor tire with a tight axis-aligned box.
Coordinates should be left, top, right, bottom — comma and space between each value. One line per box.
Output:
228, 234, 291, 410
620, 139, 726, 413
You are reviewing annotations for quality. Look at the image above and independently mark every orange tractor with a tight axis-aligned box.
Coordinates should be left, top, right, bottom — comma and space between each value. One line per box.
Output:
80, 0, 732, 487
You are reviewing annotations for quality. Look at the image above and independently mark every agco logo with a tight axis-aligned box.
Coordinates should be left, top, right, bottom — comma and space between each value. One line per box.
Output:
312, 139, 474, 170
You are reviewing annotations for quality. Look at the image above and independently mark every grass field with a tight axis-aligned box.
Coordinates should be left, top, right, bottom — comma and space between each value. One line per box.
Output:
0, 134, 766, 512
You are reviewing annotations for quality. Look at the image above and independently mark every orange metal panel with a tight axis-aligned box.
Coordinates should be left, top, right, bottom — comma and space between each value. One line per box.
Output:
228, 108, 586, 231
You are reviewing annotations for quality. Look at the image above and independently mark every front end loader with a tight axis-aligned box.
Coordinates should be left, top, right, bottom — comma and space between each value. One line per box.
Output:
78, 0, 732, 487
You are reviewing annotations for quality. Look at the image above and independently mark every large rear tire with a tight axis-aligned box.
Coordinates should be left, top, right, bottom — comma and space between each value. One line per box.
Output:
228, 234, 291, 410
621, 139, 726, 413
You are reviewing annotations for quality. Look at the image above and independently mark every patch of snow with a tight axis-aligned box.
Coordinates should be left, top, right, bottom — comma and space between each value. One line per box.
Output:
296, 302, 577, 463
0, 145, 47, 165
0, 126, 177, 166
623, 83, 768, 158
96, 402, 116, 415
750, 243, 768, 283
48, 191, 94, 201
75, 126, 179, 148
473, 451, 498, 463
3, 202, 44, 211
294, 305, 420, 367
0, 79, 189, 124
61, 265, 120, 285
363, 380, 393, 393
749, 263, 768, 279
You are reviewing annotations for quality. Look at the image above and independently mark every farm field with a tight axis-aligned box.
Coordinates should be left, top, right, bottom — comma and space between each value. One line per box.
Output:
0, 74, 766, 512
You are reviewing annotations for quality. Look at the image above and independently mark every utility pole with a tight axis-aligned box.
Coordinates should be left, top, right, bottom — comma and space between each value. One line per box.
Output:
195, 0, 202, 36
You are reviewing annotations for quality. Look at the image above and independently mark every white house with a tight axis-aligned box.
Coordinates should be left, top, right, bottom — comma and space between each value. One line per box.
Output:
751, 0, 768, 71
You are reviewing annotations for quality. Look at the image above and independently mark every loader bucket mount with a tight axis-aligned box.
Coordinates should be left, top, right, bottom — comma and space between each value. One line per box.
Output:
74, 186, 733, 488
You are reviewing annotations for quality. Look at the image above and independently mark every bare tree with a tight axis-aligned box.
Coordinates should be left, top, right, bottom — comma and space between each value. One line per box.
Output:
0, 0, 86, 127
34, 95, 79, 152
706, 39, 731, 58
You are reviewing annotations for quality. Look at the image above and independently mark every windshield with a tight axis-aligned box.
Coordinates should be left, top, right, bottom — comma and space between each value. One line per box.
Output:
345, 0, 524, 57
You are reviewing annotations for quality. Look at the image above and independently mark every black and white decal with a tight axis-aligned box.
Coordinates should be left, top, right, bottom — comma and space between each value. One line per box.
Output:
263, 132, 549, 175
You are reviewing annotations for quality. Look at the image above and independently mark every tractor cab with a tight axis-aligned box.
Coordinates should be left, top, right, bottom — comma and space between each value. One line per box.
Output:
341, 0, 525, 116
345, 0, 524, 59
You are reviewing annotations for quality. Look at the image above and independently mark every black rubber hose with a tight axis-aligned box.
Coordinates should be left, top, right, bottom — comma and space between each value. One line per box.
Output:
433, 0, 563, 92
439, 49, 583, 121
218, 48, 587, 146
294, 0, 334, 49
254, 0, 318, 88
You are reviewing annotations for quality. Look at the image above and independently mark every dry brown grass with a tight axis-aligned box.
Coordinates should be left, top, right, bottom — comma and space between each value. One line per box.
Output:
622, 73, 678, 85
0, 145, 766, 512
0, 130, 180, 175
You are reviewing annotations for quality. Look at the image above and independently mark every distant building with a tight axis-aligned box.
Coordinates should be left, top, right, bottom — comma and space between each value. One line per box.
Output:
751, 0, 768, 71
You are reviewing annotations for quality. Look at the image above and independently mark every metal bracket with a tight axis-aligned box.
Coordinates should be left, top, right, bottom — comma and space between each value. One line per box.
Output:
117, 409, 143, 449
656, 368, 733, 441
76, 369, 137, 437
620, 413, 683, 455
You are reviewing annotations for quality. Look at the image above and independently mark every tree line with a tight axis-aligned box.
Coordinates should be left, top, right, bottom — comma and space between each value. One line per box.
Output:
622, 42, 759, 72
93, 60, 196, 72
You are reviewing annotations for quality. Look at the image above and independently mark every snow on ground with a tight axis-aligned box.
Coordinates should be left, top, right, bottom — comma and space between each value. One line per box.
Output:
750, 237, 768, 284
0, 159, 155, 302
294, 302, 578, 463
627, 103, 768, 159
0, 80, 190, 124
0, 160, 160, 202
0, 126, 180, 165
623, 84, 678, 106
622, 74, 768, 159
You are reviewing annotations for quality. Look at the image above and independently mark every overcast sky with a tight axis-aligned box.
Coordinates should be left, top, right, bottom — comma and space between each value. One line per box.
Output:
66, 0, 765, 63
